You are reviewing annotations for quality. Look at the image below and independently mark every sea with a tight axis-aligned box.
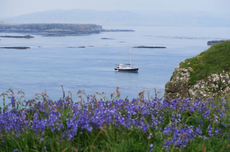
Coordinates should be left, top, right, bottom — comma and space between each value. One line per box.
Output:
0, 26, 230, 104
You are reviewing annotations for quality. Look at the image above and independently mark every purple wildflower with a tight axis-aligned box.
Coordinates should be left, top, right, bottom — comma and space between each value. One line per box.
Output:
215, 128, 222, 135
40, 137, 44, 143
196, 126, 202, 134
177, 113, 181, 119
8, 97, 15, 107
148, 133, 153, 139
149, 144, 154, 152
208, 125, 213, 137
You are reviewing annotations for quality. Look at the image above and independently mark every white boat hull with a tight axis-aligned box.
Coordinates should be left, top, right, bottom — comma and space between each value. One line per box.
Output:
114, 66, 139, 72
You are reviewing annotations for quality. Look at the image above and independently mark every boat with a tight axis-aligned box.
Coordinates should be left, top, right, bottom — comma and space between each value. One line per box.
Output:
114, 45, 139, 72
114, 64, 139, 72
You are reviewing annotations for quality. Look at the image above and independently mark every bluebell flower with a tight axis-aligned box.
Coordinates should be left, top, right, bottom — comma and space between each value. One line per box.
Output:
171, 114, 175, 122
202, 110, 210, 118
214, 115, 219, 123
219, 111, 225, 118
44, 146, 47, 151
221, 97, 226, 106
208, 125, 213, 137
8, 97, 15, 107
215, 128, 222, 135
147, 133, 153, 139
177, 113, 181, 119
149, 144, 154, 152
163, 126, 171, 135
40, 137, 44, 143
198, 135, 209, 140
196, 126, 202, 134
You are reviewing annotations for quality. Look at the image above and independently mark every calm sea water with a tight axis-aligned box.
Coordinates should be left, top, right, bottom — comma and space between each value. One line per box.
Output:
0, 26, 230, 103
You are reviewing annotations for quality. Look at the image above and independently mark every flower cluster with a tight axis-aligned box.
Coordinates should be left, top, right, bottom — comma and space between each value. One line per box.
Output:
1, 93, 230, 151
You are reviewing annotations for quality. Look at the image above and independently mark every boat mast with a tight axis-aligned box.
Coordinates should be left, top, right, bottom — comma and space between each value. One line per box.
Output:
130, 45, 132, 67
119, 52, 121, 64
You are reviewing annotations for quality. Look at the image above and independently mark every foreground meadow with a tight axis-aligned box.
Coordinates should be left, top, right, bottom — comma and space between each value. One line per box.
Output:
0, 88, 230, 152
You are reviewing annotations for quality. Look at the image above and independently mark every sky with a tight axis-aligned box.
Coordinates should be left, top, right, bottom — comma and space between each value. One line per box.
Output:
0, 0, 230, 19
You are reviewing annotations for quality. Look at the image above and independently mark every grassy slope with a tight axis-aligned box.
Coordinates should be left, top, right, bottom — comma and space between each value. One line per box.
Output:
180, 41, 230, 86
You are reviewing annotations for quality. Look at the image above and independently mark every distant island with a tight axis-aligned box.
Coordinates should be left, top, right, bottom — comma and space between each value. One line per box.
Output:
101, 38, 115, 40
0, 23, 134, 36
0, 46, 30, 49
133, 46, 166, 49
101, 29, 134, 32
0, 35, 34, 38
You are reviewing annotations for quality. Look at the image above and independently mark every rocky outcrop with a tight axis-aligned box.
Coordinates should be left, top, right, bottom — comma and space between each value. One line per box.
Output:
164, 66, 192, 99
188, 71, 230, 99
165, 66, 230, 99
207, 40, 230, 45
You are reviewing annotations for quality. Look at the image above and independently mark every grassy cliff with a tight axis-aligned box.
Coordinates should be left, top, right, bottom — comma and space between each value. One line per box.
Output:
180, 41, 230, 86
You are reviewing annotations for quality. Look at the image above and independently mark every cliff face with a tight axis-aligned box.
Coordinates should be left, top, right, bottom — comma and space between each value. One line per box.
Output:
188, 71, 230, 98
164, 66, 230, 99
164, 66, 191, 99
165, 41, 230, 100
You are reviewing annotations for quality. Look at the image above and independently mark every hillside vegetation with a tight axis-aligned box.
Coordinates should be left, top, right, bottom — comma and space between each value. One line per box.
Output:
180, 41, 230, 86
1, 89, 230, 151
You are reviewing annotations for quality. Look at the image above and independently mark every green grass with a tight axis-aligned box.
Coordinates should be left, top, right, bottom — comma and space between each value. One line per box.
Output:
1, 89, 230, 152
179, 41, 230, 86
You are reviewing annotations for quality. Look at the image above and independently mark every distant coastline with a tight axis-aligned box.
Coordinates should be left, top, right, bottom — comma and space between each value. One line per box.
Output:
0, 23, 134, 36
101, 29, 134, 32
0, 35, 34, 38
133, 46, 166, 49
0, 46, 30, 49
